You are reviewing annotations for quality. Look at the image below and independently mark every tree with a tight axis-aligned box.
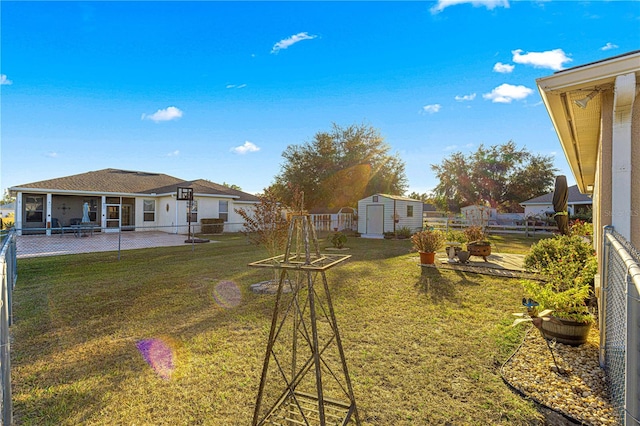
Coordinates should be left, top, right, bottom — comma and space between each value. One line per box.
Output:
270, 123, 408, 210
222, 182, 242, 191
0, 189, 15, 206
431, 141, 557, 212
407, 192, 434, 203
234, 187, 289, 256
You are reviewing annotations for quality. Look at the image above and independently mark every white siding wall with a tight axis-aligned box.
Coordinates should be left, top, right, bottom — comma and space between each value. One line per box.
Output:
357, 195, 423, 234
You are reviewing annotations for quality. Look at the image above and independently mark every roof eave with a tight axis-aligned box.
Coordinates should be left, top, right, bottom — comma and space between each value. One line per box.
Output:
536, 51, 640, 193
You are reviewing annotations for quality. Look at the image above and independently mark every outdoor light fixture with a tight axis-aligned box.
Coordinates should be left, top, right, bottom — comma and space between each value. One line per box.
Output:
574, 90, 599, 109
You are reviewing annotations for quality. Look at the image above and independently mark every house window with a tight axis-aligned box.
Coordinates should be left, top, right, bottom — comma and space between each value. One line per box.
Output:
25, 195, 44, 222
407, 205, 414, 218
187, 200, 198, 222
143, 200, 155, 222
219, 200, 229, 222
373, 195, 379, 202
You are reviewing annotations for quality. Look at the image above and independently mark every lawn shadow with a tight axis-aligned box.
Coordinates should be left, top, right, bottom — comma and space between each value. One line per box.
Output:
416, 267, 460, 303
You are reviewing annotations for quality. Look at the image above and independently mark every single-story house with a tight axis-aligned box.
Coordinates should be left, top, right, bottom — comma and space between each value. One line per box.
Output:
520, 185, 592, 218
357, 194, 423, 237
537, 50, 639, 422
9, 168, 260, 235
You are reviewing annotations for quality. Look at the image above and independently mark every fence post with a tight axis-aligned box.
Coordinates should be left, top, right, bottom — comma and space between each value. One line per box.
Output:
118, 227, 122, 261
625, 254, 640, 425
600, 227, 611, 368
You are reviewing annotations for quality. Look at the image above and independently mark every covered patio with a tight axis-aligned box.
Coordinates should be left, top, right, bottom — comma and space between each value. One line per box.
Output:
16, 231, 209, 259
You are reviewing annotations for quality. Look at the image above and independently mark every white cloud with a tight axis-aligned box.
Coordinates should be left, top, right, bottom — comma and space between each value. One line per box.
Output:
455, 93, 476, 102
141, 106, 183, 122
483, 83, 533, 103
166, 150, 180, 157
231, 141, 260, 155
226, 83, 247, 89
493, 62, 514, 73
431, 0, 509, 14
422, 104, 442, 114
444, 145, 458, 151
46, 151, 59, 158
271, 32, 317, 54
601, 42, 619, 51
512, 49, 571, 71
0, 74, 13, 85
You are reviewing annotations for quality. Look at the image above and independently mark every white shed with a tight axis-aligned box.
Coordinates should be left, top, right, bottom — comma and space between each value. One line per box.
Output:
357, 194, 423, 238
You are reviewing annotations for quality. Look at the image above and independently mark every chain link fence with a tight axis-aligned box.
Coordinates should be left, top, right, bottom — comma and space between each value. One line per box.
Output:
14, 224, 244, 260
0, 229, 17, 426
602, 226, 640, 425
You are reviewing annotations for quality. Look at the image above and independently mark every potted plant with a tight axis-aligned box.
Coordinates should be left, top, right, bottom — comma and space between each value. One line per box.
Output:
464, 226, 491, 261
411, 229, 445, 265
521, 235, 597, 346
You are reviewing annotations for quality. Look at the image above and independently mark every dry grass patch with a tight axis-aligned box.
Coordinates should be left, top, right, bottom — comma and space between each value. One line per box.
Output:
12, 234, 545, 425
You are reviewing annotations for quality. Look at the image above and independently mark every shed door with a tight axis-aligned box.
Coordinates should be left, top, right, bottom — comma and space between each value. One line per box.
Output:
366, 205, 384, 234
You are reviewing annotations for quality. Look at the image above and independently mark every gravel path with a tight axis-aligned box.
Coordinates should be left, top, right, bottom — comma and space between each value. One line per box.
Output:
502, 326, 619, 425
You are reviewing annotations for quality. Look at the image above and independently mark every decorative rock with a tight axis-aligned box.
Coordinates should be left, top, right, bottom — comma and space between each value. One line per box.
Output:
502, 328, 619, 425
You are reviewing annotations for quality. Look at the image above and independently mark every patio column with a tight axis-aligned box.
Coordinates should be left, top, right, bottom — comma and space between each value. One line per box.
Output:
46, 193, 52, 236
610, 72, 635, 240
15, 192, 22, 236
101, 196, 107, 229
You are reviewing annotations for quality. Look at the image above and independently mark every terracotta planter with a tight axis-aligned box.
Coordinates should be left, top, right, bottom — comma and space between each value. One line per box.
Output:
541, 317, 592, 346
419, 251, 436, 265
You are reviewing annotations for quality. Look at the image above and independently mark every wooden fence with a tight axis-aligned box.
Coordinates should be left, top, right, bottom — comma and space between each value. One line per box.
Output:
424, 218, 558, 236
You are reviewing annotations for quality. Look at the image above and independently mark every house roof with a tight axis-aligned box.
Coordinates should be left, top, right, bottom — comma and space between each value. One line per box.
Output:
520, 185, 592, 205
10, 168, 260, 202
536, 50, 640, 192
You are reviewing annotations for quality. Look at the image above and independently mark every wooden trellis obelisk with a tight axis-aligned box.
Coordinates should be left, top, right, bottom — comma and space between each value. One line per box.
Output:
249, 214, 360, 426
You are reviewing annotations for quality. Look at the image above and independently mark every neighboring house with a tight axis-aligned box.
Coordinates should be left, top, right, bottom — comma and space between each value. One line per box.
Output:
0, 203, 15, 218
537, 50, 639, 423
460, 205, 496, 226
9, 168, 260, 235
357, 194, 423, 237
520, 185, 593, 218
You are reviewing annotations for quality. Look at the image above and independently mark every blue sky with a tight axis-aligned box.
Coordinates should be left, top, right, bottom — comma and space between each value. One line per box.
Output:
1, 1, 639, 197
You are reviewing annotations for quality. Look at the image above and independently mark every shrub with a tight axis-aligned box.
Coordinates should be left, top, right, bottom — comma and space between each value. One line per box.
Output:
330, 232, 347, 249
521, 234, 597, 323
445, 230, 466, 243
396, 226, 413, 238
523, 235, 594, 280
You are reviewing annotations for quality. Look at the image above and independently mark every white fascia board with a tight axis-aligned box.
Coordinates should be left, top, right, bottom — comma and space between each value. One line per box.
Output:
10, 187, 141, 197
537, 52, 640, 93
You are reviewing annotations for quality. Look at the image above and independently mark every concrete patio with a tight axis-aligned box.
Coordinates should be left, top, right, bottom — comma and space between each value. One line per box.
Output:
16, 231, 215, 259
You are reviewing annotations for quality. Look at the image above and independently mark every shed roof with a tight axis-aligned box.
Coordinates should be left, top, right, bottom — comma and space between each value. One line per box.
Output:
369, 194, 422, 203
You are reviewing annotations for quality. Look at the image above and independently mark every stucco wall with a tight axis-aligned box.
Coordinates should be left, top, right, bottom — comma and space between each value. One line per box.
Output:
631, 83, 640, 249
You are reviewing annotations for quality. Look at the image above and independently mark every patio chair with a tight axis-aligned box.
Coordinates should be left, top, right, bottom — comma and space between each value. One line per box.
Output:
51, 218, 64, 236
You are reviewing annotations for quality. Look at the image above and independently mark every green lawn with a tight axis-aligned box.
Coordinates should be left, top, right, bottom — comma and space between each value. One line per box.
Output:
11, 233, 549, 425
